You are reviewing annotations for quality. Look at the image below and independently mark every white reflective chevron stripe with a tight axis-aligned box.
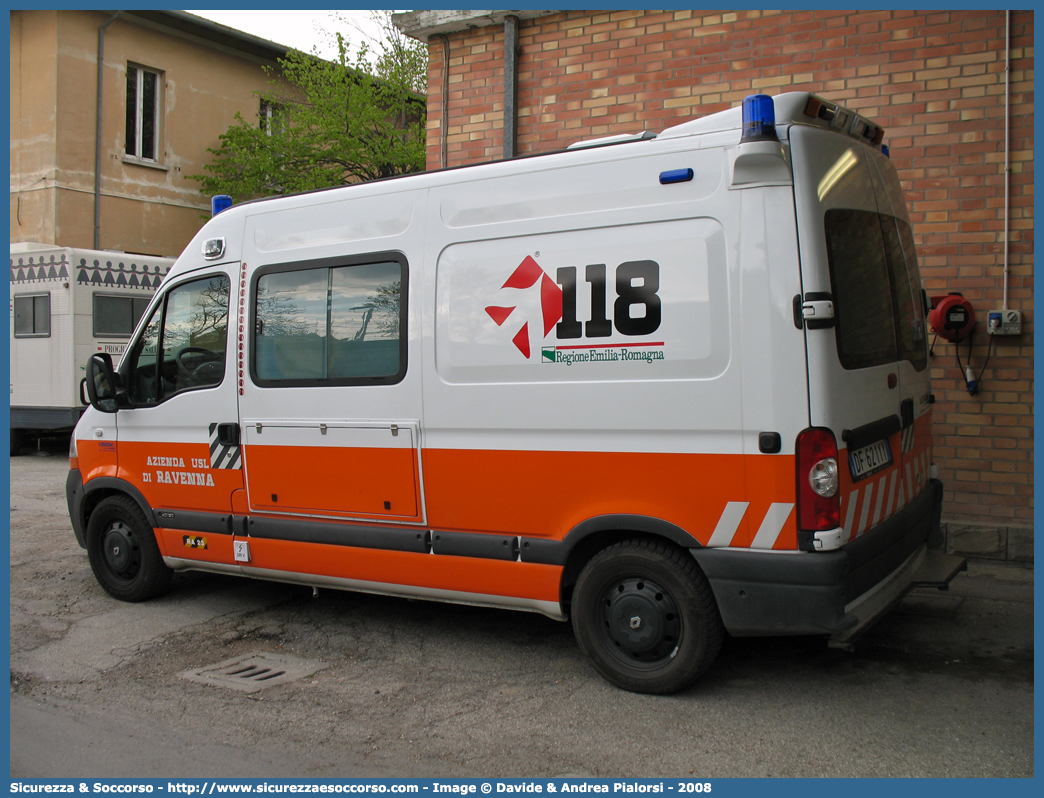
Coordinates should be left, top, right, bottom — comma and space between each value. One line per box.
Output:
708, 501, 748, 547
750, 503, 794, 549
856, 481, 874, 536
902, 424, 915, 453
884, 469, 898, 519
871, 474, 887, 527
838, 449, 930, 543
842, 487, 859, 542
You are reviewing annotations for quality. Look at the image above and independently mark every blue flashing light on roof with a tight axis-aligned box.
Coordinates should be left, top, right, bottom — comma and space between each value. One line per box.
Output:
741, 94, 778, 143
211, 195, 233, 217
881, 145, 890, 158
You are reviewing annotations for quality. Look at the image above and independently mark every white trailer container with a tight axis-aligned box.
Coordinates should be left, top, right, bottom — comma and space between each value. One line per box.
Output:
9, 243, 173, 454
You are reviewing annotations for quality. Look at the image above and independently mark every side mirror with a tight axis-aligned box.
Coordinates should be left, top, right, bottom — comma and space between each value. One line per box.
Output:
79, 378, 90, 407
85, 353, 121, 413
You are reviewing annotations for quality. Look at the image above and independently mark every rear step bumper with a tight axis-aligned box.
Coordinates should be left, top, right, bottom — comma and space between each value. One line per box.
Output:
827, 545, 967, 648
691, 478, 960, 638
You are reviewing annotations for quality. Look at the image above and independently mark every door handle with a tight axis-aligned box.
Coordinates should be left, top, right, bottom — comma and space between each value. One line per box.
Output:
217, 423, 240, 446
900, 398, 914, 429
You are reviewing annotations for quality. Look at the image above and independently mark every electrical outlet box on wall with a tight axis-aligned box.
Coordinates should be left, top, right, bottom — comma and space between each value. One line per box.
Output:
987, 309, 1022, 335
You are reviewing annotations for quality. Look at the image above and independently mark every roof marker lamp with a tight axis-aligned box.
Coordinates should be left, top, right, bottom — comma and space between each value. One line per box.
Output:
741, 94, 778, 143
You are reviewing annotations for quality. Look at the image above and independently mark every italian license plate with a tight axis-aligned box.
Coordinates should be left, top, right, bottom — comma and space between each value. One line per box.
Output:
849, 439, 893, 481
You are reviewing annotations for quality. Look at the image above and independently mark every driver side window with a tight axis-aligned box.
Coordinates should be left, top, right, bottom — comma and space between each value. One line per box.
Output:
123, 274, 230, 405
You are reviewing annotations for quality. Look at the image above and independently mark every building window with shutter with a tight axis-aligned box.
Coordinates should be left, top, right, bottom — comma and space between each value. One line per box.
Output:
126, 64, 162, 162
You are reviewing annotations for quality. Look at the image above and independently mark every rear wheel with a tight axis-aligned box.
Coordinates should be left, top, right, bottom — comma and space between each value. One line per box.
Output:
572, 538, 723, 694
85, 495, 172, 601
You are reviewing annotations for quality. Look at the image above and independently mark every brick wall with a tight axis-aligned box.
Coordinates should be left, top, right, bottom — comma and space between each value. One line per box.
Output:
423, 10, 1034, 538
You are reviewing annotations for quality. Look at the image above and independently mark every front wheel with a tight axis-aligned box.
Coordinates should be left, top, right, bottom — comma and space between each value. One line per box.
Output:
85, 495, 173, 601
572, 538, 723, 694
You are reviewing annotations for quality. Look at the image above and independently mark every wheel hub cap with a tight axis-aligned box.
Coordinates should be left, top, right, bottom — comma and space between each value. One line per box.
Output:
102, 522, 136, 575
602, 578, 680, 662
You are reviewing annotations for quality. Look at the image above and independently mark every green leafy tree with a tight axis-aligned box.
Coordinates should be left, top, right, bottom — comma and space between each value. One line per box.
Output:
190, 12, 426, 201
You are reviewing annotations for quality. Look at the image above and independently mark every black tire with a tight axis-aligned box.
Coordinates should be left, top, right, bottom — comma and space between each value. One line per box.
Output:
85, 495, 173, 602
10, 428, 25, 457
572, 538, 723, 694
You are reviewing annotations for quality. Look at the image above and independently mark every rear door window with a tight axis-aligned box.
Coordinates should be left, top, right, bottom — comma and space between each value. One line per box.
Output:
824, 208, 927, 372
880, 216, 928, 372
824, 208, 896, 369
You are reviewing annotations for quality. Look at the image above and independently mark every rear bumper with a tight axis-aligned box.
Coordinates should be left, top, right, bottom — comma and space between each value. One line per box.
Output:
691, 478, 963, 637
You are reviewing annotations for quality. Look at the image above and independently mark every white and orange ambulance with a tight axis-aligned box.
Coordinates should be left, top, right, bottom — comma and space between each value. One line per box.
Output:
68, 92, 965, 693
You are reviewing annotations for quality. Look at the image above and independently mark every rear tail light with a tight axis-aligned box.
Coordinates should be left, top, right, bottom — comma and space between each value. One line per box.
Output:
796, 427, 840, 531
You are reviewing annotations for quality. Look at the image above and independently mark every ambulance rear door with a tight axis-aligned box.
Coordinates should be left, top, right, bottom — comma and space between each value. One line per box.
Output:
790, 124, 930, 546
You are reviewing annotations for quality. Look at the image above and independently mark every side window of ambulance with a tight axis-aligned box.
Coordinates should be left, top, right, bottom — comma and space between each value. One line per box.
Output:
122, 275, 230, 404
254, 259, 405, 385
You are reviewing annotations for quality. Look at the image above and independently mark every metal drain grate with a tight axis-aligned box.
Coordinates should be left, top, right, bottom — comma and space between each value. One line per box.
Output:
180, 652, 328, 693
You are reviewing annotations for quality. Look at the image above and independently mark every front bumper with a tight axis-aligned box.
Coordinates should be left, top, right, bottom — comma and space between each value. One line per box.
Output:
67, 468, 87, 548
690, 478, 964, 638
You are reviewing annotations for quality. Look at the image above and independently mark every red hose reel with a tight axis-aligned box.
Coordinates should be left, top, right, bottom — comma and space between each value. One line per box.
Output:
929, 293, 976, 342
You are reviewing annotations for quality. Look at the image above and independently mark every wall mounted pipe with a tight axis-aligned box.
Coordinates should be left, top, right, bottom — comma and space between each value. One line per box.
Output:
433, 33, 450, 170
1002, 10, 1011, 309
95, 10, 122, 250
503, 15, 519, 160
